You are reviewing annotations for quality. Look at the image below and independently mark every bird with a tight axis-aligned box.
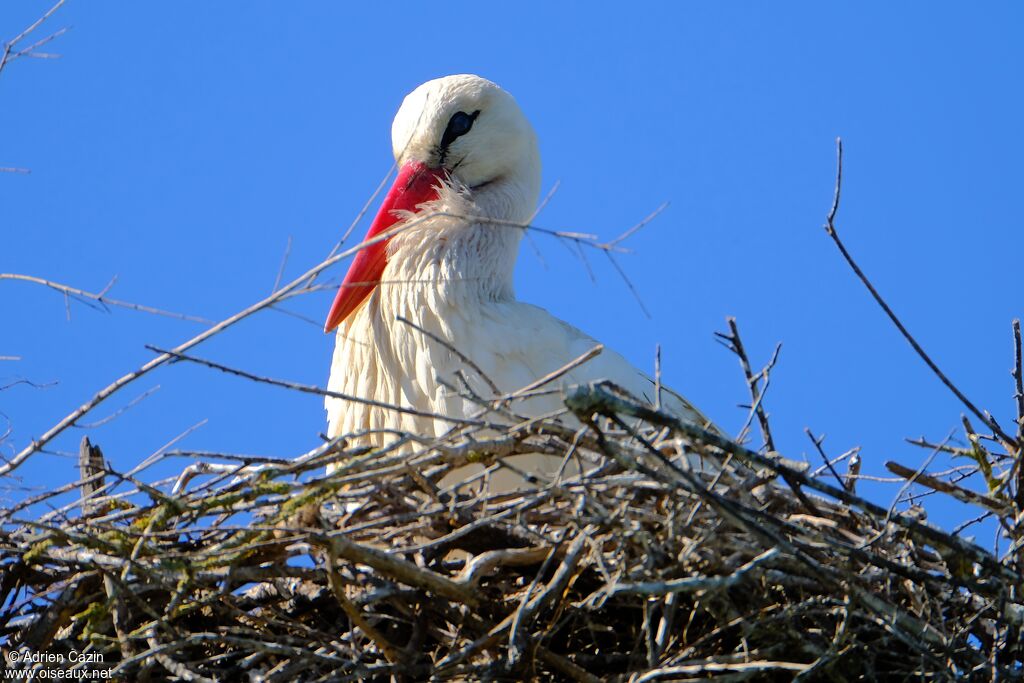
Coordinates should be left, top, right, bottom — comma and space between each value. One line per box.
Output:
324, 74, 715, 486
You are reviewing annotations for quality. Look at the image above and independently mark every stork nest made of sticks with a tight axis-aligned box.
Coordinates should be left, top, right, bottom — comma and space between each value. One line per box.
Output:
2, 368, 1023, 682
3, 132, 1024, 681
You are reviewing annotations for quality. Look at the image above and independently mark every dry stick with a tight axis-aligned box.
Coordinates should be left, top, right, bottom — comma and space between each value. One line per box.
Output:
323, 549, 401, 664
436, 529, 590, 671
271, 235, 293, 293
0, 274, 214, 324
604, 251, 651, 318
560, 192, 666, 309
508, 345, 603, 399
1013, 319, 1024, 510
0, 2, 64, 174
77, 437, 104, 515
715, 321, 822, 511
316, 532, 479, 607
823, 139, 1016, 450
654, 344, 663, 411
147, 346, 485, 428
0, 0, 65, 76
534, 647, 602, 683
886, 461, 1013, 517
508, 540, 562, 666
604, 202, 669, 249
609, 547, 780, 597
395, 315, 500, 396
4, 26, 66, 62
860, 439, 946, 550
77, 386, 161, 429
528, 180, 562, 224
805, 428, 849, 491
715, 317, 777, 452
634, 661, 809, 682
456, 546, 552, 586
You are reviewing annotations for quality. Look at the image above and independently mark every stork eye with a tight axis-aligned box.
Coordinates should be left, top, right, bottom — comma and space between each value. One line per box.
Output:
440, 110, 480, 149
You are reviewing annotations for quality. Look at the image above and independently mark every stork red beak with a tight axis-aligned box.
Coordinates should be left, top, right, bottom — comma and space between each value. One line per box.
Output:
324, 161, 445, 332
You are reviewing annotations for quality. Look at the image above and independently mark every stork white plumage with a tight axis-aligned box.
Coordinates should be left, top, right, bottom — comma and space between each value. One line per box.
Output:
324, 74, 714, 483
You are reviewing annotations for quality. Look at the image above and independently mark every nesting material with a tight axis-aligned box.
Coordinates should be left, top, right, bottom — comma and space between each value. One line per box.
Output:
2, 382, 1021, 681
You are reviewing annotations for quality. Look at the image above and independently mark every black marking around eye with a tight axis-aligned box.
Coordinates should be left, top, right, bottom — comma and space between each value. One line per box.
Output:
440, 110, 480, 151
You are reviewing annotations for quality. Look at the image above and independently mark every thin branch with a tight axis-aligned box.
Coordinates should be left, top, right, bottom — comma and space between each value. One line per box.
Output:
1012, 319, 1024, 510
0, 0, 66, 77
805, 428, 849, 492
604, 251, 651, 318
75, 386, 161, 429
395, 315, 500, 396
822, 138, 1016, 450
271, 235, 293, 293
603, 201, 668, 249
715, 317, 778, 452
506, 345, 603, 399
1, 274, 214, 324
147, 345, 487, 428
886, 461, 1012, 517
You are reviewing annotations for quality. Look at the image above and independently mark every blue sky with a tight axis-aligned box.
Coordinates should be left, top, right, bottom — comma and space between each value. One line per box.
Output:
2, 2, 1022, 536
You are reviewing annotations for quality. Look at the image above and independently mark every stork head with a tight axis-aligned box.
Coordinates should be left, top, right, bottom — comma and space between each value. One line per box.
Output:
391, 74, 540, 193
325, 75, 541, 332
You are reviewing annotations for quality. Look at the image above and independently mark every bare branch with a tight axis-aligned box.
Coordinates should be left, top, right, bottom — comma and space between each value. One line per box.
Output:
1, 273, 214, 324
147, 345, 487, 428
0, 0, 66, 78
715, 317, 778, 452
822, 138, 1016, 450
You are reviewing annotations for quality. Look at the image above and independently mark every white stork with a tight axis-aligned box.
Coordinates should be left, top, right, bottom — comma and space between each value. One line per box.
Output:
324, 74, 714, 486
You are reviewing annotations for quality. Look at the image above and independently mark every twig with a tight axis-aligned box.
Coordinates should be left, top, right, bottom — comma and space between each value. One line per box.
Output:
886, 461, 1012, 517
271, 235, 293, 293
147, 345, 487, 428
395, 315, 500, 396
822, 138, 1016, 450
506, 345, 603, 399
603, 202, 668, 249
608, 548, 779, 597
1, 274, 214, 324
634, 660, 808, 682
0, 0, 66, 78
76, 386, 161, 429
324, 544, 402, 664
1013, 319, 1024, 509
316, 532, 479, 607
647, 348, 661, 419
805, 428, 849, 491
715, 317, 778, 452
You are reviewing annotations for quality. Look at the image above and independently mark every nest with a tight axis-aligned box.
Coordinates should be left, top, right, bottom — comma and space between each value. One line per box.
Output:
2, 378, 1022, 682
